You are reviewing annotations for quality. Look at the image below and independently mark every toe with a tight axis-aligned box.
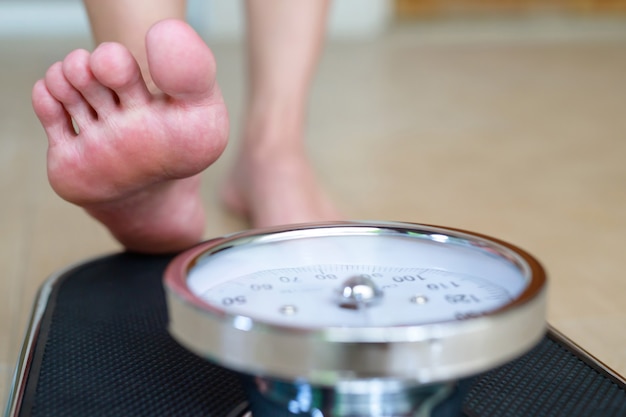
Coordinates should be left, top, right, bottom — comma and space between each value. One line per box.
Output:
32, 78, 76, 144
44, 61, 95, 133
90, 42, 150, 108
63, 49, 117, 117
146, 19, 218, 103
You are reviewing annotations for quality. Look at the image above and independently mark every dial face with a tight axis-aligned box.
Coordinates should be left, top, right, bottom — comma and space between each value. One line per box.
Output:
186, 227, 530, 329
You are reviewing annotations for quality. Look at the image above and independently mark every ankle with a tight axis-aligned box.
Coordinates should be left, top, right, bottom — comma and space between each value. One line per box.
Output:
240, 109, 307, 156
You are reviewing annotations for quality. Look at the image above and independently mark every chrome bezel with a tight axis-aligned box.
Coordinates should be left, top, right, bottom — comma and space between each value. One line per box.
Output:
164, 221, 548, 385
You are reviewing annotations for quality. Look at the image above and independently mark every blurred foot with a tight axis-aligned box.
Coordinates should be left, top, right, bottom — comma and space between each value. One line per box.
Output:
221, 118, 341, 228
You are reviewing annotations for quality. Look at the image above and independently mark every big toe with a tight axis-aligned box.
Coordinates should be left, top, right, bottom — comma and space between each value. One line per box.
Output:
146, 19, 218, 102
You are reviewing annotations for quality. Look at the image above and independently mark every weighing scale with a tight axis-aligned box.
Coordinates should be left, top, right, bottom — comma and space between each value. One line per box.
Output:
5, 222, 626, 416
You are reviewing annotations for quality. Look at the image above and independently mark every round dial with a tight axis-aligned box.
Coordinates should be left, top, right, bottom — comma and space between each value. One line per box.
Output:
193, 265, 516, 328
165, 222, 546, 384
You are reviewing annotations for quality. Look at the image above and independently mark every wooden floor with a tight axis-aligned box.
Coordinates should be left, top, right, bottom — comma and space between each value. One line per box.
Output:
2, 17, 626, 410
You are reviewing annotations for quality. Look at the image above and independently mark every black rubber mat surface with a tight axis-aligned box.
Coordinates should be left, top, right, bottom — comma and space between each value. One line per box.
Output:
464, 336, 626, 417
19, 253, 246, 417
13, 253, 626, 416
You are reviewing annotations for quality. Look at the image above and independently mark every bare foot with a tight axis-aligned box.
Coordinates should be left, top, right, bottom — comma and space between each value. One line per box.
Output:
220, 119, 341, 228
221, 152, 341, 228
32, 19, 228, 253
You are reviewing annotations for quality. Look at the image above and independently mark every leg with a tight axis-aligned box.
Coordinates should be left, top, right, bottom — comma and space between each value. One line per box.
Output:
221, 0, 342, 227
82, 0, 186, 91
32, 2, 228, 253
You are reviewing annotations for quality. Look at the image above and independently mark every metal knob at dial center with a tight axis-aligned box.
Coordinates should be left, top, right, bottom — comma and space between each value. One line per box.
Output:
336, 275, 384, 309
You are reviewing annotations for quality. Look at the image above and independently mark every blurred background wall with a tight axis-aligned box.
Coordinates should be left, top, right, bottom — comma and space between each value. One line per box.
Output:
0, 0, 392, 39
1, 0, 625, 40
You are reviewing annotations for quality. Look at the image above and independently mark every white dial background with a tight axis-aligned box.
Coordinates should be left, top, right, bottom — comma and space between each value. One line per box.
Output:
187, 229, 528, 328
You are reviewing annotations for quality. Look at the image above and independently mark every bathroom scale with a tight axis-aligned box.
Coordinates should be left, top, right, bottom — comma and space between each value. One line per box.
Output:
5, 222, 626, 416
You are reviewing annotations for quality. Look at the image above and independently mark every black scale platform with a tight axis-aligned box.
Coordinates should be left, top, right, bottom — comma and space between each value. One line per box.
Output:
8, 252, 626, 417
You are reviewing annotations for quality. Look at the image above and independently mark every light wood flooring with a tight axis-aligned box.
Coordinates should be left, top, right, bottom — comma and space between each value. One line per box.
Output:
1, 17, 626, 410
